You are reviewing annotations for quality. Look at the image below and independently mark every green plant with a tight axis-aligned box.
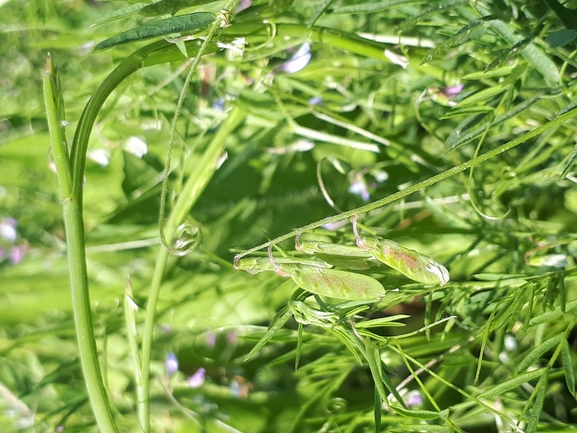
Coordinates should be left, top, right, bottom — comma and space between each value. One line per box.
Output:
1, 0, 576, 431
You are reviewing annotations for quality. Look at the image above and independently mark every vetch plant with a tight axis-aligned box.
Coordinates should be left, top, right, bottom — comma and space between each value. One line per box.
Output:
31, 0, 577, 431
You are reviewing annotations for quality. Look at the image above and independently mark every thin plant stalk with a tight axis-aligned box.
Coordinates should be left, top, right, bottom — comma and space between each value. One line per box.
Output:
138, 4, 240, 430
44, 55, 119, 432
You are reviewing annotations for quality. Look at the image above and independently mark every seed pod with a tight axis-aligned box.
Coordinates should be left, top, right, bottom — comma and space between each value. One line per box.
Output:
359, 236, 450, 286
296, 240, 376, 270
291, 266, 385, 301
235, 257, 330, 275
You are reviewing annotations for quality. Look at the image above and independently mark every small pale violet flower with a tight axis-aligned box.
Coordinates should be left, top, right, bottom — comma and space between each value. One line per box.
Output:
405, 391, 423, 407
187, 368, 206, 388
308, 96, 322, 105
275, 43, 311, 74
0, 217, 17, 242
213, 97, 225, 111
9, 246, 25, 265
349, 179, 370, 202
236, 0, 251, 13
165, 352, 179, 376
322, 220, 349, 231
441, 84, 464, 98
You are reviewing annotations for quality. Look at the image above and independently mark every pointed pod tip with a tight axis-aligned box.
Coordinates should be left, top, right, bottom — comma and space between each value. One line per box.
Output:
45, 53, 53, 74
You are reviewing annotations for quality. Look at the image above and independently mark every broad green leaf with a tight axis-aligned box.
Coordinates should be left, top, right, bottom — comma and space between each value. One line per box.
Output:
543, 0, 577, 30
545, 29, 577, 48
94, 12, 215, 51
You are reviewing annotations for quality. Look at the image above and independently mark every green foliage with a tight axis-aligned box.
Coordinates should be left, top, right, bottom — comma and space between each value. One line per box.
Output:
2, 0, 577, 431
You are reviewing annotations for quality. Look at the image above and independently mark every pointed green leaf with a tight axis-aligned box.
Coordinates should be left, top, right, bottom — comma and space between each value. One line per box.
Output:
474, 4, 560, 82
526, 375, 548, 433
390, 405, 448, 420
561, 340, 575, 395
307, 0, 334, 28
94, 12, 215, 51
244, 306, 293, 362
139, 0, 221, 17
514, 334, 564, 374
445, 94, 543, 151
478, 368, 545, 398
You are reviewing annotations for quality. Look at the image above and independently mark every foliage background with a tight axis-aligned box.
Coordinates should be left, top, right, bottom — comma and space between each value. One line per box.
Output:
1, 0, 577, 431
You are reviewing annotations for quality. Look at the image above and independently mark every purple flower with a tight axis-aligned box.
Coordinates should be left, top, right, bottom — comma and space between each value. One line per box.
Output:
165, 352, 179, 376
236, 0, 251, 13
405, 391, 423, 407
308, 96, 322, 105
187, 368, 206, 388
441, 84, 464, 98
349, 179, 370, 202
9, 245, 27, 265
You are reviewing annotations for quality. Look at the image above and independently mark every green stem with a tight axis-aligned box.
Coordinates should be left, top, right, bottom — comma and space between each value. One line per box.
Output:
235, 107, 577, 260
139, 104, 245, 432
139, 4, 240, 431
70, 39, 216, 198
44, 55, 118, 432
62, 29, 219, 433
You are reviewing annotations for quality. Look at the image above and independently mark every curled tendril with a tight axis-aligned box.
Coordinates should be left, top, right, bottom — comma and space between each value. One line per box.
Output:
161, 220, 202, 256
243, 21, 277, 52
326, 397, 348, 414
